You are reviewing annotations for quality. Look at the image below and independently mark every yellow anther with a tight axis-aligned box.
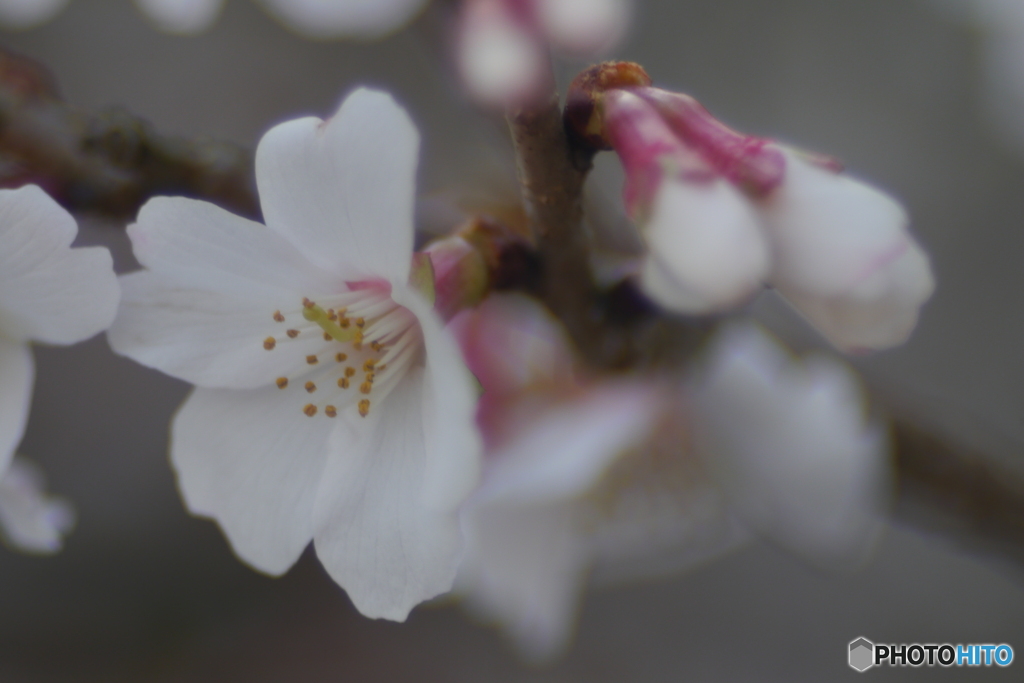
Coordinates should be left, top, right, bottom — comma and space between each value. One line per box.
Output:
327, 309, 337, 321
323, 332, 332, 341
305, 381, 316, 393
286, 329, 299, 338
376, 364, 387, 372
358, 399, 370, 417
363, 359, 377, 372
338, 377, 350, 389
370, 341, 383, 352
359, 381, 372, 395
325, 405, 337, 418
364, 372, 375, 383
306, 355, 319, 365
303, 404, 317, 417
355, 317, 365, 328
263, 337, 276, 350
276, 377, 288, 389
302, 297, 315, 309
273, 311, 285, 322
344, 367, 356, 378
339, 318, 351, 329
335, 352, 347, 362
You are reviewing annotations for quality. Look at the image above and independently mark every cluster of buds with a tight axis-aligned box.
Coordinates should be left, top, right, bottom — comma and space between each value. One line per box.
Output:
457, 0, 629, 106
566, 62, 935, 352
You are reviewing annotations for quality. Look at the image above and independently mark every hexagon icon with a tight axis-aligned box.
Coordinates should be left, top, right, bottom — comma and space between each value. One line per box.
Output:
849, 637, 874, 672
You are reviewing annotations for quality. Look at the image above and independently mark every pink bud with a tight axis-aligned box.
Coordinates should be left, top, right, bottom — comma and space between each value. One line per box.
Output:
636, 86, 786, 196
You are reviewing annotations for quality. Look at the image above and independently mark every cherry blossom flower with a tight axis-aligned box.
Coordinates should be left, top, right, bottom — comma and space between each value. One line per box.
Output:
107, 88, 481, 621
450, 294, 746, 659
690, 323, 889, 569
449, 296, 887, 657
0, 184, 119, 552
589, 78, 935, 352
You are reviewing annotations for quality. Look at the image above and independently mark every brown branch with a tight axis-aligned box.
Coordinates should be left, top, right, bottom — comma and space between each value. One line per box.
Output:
505, 74, 716, 371
0, 47, 259, 221
890, 416, 1024, 572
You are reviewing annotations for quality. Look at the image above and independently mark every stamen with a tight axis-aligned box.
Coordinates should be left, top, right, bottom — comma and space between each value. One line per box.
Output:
327, 309, 337, 321
303, 404, 317, 417
323, 332, 332, 341
364, 372, 375, 383
263, 337, 276, 350
276, 377, 288, 389
286, 329, 299, 338
355, 317, 365, 328
335, 353, 347, 363
306, 355, 319, 365
325, 405, 337, 418
338, 377, 350, 389
273, 311, 285, 322
305, 381, 316, 393
344, 367, 356, 378
340, 318, 351, 329
360, 381, 372, 395
363, 359, 377, 372
370, 341, 383, 352
358, 399, 370, 417
303, 297, 315, 309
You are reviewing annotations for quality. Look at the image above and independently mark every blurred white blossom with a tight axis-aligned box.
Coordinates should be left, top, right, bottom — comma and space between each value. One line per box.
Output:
0, 184, 118, 553
690, 323, 890, 569
450, 294, 746, 660
0, 455, 75, 554
108, 88, 481, 621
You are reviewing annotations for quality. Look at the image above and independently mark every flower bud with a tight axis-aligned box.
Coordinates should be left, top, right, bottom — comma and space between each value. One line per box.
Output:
457, 0, 548, 107
424, 233, 490, 322
601, 89, 770, 313
636, 86, 786, 196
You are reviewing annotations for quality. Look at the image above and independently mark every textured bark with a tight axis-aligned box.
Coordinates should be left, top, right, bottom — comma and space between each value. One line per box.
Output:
0, 47, 259, 221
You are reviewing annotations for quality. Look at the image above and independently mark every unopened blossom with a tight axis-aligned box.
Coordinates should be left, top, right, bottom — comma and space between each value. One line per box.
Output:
108, 88, 481, 621
450, 295, 745, 659
457, 0, 631, 107
579, 69, 935, 352
0, 184, 119, 552
690, 323, 889, 569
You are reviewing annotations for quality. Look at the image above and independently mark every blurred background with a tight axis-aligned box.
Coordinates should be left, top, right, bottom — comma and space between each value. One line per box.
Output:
2, 0, 1024, 680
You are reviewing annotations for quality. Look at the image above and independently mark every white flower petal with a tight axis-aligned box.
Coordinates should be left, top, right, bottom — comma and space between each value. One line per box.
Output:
133, 0, 223, 34
479, 385, 658, 504
0, 0, 67, 28
459, 503, 585, 661
536, 0, 629, 55
760, 152, 934, 350
126, 197, 342, 299
639, 177, 769, 313
0, 455, 74, 554
0, 337, 33, 476
457, 384, 661, 659
780, 245, 935, 352
691, 324, 888, 569
110, 271, 339, 389
0, 185, 119, 345
258, 0, 426, 39
255, 88, 418, 285
312, 367, 468, 621
171, 386, 335, 575
390, 285, 481, 509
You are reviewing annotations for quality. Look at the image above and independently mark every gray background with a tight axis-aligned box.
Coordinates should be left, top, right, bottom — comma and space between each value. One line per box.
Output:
2, 0, 1024, 680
